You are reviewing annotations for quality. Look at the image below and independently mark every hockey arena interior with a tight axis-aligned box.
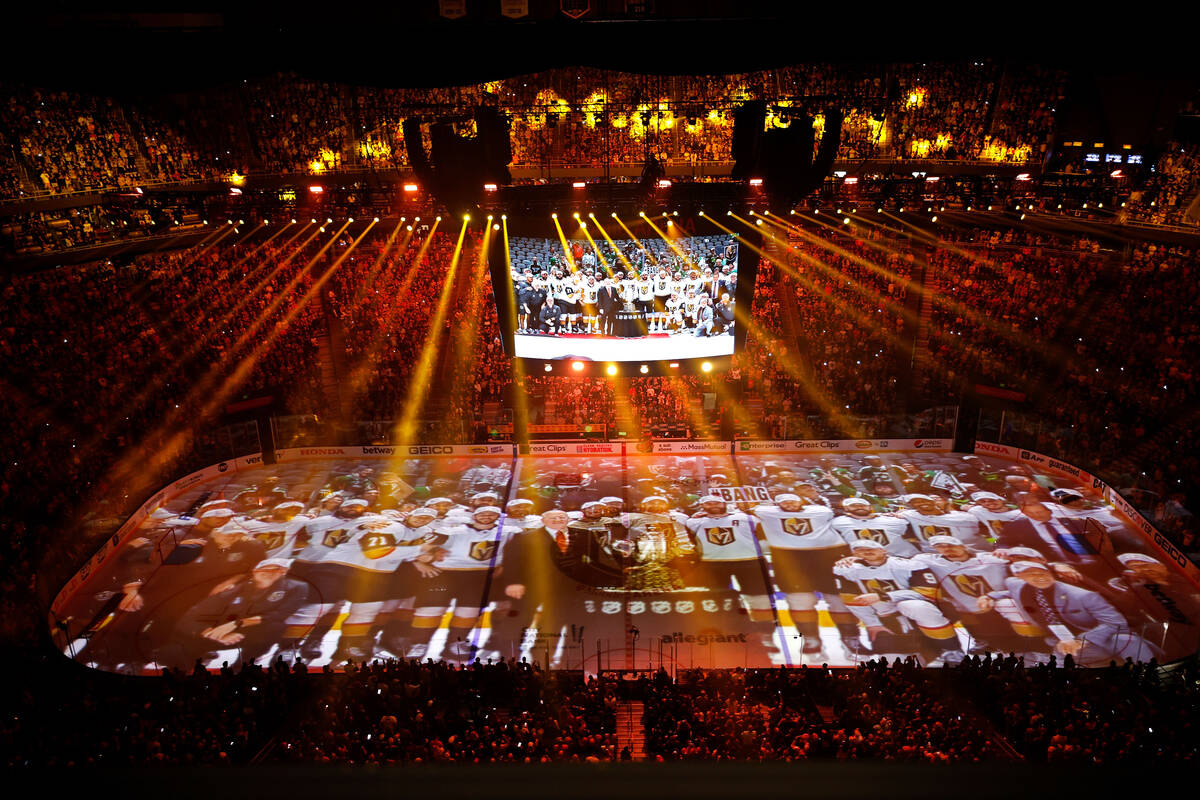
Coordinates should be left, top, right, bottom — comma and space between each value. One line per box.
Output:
5, 4, 1200, 787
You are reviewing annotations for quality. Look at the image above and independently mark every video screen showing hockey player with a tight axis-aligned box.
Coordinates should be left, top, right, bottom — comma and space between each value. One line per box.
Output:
506, 233, 739, 362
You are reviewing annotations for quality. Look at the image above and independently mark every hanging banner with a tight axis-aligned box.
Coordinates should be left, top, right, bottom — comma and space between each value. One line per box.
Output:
501, 0, 528, 18
561, 0, 591, 19
439, 0, 467, 19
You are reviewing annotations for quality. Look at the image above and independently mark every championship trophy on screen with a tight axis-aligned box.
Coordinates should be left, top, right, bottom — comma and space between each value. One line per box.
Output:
564, 513, 695, 591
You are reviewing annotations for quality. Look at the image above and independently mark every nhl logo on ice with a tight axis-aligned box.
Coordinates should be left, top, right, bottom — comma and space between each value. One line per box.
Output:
706, 527, 735, 546
470, 540, 498, 561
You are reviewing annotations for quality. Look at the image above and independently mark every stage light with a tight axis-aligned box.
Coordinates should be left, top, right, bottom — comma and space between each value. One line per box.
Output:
291, 218, 296, 224
414, 217, 420, 222
986, 205, 992, 211
701, 362, 713, 373
501, 214, 507, 220
573, 212, 580, 219
588, 212, 595, 217
572, 181, 586, 188
571, 361, 584, 372
544, 363, 553, 372
406, 226, 413, 231
493, 224, 500, 231
726, 210, 732, 216
348, 218, 353, 223
327, 218, 332, 223
435, 216, 441, 221
844, 176, 858, 185
843, 217, 851, 225
606, 364, 617, 376
1020, 213, 1026, 220
657, 179, 671, 188
483, 183, 498, 192
749, 178, 763, 186
308, 185, 323, 194
552, 213, 558, 219
639, 364, 649, 374
403, 183, 419, 192
638, 211, 645, 217
487, 215, 494, 221
580, 221, 587, 228
755, 219, 762, 225
374, 217, 379, 222
672, 211, 678, 216
669, 362, 679, 369
931, 215, 938, 223
1016, 173, 1031, 181
611, 212, 617, 218
463, 214, 470, 221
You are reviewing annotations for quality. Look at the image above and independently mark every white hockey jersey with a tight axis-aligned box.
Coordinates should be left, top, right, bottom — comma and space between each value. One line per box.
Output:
686, 512, 759, 562
754, 504, 842, 550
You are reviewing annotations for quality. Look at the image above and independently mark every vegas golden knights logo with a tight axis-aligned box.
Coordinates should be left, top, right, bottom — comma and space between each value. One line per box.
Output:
322, 529, 350, 548
360, 533, 397, 560
855, 528, 887, 545
470, 540, 499, 562
706, 527, 735, 546
920, 524, 952, 540
953, 574, 989, 597
645, 522, 676, 537
864, 578, 899, 594
254, 530, 287, 551
783, 517, 813, 536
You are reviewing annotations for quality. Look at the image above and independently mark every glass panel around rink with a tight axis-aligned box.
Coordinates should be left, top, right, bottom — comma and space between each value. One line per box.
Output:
53, 451, 1200, 674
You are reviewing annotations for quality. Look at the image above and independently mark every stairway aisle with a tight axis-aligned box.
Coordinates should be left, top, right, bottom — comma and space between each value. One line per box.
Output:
614, 700, 646, 761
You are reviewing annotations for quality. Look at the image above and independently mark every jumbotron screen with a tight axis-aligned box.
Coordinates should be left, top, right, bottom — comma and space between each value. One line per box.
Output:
505, 234, 739, 361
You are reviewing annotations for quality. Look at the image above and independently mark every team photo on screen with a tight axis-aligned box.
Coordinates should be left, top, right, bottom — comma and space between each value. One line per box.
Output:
54, 450, 1200, 674
506, 234, 739, 361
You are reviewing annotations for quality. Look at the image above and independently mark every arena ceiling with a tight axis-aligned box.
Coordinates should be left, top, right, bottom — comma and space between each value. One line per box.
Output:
4, 3, 1191, 92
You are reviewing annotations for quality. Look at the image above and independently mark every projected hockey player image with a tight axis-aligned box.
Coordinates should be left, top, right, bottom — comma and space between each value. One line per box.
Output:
832, 540, 961, 663
753, 493, 859, 662
507, 234, 738, 362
